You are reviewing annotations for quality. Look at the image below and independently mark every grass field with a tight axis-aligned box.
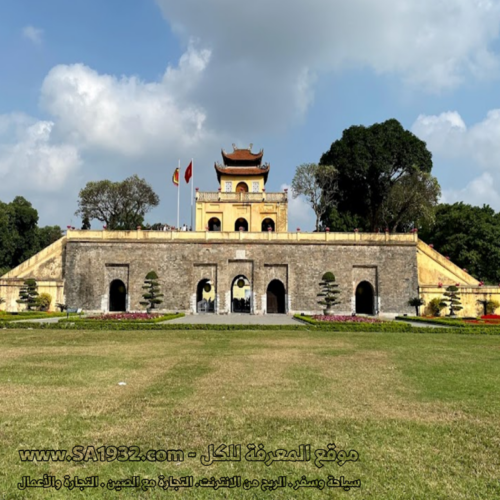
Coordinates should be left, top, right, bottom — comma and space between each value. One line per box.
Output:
1, 328, 499, 499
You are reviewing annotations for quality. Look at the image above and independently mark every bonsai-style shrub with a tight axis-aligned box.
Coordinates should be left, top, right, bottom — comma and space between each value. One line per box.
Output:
442, 285, 463, 317
16, 279, 39, 311
140, 271, 164, 311
317, 272, 341, 314
427, 297, 447, 317
408, 297, 424, 316
56, 302, 67, 312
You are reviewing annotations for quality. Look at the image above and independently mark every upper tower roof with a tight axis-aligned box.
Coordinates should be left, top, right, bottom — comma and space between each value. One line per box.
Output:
215, 144, 270, 183
221, 144, 263, 166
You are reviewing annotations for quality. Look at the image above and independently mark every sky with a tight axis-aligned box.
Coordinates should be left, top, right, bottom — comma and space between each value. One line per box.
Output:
2, 0, 500, 231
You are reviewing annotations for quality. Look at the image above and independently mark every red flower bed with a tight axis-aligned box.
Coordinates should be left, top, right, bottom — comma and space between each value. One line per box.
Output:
481, 314, 500, 320
313, 315, 382, 323
87, 313, 162, 321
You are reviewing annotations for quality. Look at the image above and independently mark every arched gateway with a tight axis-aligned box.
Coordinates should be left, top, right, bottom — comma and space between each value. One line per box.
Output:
355, 281, 375, 315
231, 275, 251, 313
196, 279, 215, 313
109, 279, 127, 312
266, 279, 286, 313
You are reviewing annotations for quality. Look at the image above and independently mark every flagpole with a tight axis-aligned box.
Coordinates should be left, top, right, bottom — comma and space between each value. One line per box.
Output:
177, 159, 180, 229
190, 158, 194, 230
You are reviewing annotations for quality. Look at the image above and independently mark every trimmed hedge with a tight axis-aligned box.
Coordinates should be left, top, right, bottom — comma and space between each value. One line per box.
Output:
0, 312, 70, 322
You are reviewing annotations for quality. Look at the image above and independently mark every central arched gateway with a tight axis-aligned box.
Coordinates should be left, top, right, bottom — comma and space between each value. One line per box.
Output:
266, 279, 286, 313
231, 275, 251, 313
109, 279, 127, 312
355, 281, 375, 315
196, 279, 215, 313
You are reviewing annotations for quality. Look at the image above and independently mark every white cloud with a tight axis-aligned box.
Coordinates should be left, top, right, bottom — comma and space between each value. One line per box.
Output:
412, 109, 500, 170
412, 109, 500, 211
0, 43, 227, 213
40, 42, 214, 158
156, 0, 500, 101
0, 113, 81, 192
22, 25, 43, 45
441, 172, 500, 209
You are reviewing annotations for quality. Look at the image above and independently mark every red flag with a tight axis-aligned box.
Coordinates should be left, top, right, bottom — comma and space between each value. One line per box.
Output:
172, 168, 179, 186
184, 161, 193, 183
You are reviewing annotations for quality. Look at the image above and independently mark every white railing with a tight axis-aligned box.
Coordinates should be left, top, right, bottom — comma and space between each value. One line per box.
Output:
196, 192, 287, 203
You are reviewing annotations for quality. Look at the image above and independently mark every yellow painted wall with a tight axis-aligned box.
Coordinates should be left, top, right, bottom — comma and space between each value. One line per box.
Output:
0, 279, 64, 312
417, 240, 500, 317
196, 199, 288, 232
219, 174, 266, 192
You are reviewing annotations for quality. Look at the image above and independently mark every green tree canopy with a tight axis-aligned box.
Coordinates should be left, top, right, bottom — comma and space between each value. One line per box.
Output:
0, 197, 63, 276
319, 119, 437, 231
76, 175, 160, 230
419, 202, 500, 284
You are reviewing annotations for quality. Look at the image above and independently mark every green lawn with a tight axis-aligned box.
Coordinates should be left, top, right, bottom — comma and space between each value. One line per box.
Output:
1, 328, 499, 499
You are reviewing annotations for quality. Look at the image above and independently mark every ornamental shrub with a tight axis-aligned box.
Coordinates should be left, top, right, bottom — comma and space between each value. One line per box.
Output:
427, 297, 447, 317
317, 272, 341, 312
442, 285, 463, 316
36, 292, 52, 311
16, 279, 39, 311
140, 271, 164, 311
408, 297, 425, 316
486, 300, 500, 315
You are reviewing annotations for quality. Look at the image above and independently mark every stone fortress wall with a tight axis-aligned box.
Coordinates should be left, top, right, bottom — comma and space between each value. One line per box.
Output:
2, 229, 497, 317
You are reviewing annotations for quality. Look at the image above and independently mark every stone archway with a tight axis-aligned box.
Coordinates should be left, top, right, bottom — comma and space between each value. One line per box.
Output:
231, 275, 251, 313
355, 281, 375, 315
261, 218, 275, 232
235, 218, 248, 231
196, 279, 215, 313
208, 217, 221, 231
109, 279, 127, 312
266, 279, 286, 314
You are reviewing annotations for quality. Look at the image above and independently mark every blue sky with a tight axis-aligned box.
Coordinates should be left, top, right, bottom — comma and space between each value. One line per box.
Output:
2, 0, 500, 230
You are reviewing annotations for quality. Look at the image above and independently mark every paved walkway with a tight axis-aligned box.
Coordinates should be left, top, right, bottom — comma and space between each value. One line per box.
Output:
164, 314, 301, 325
6, 315, 446, 328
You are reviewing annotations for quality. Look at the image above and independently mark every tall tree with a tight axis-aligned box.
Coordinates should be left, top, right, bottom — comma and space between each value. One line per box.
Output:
320, 119, 435, 231
75, 175, 160, 230
0, 197, 63, 275
380, 170, 441, 232
419, 202, 500, 284
291, 163, 337, 231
